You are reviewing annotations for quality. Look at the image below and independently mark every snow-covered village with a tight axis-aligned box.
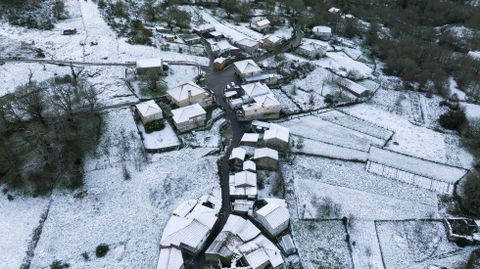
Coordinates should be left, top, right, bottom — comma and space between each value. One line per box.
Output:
1, 0, 480, 268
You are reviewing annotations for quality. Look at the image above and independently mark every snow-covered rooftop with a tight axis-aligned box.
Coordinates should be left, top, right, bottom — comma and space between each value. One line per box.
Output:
172, 104, 206, 124
236, 38, 259, 48
313, 25, 332, 33
136, 58, 163, 69
230, 147, 247, 161
229, 171, 257, 198
241, 133, 260, 144
264, 124, 290, 144
157, 247, 184, 269
299, 41, 327, 52
243, 160, 257, 172
135, 100, 162, 119
254, 148, 279, 160
241, 82, 271, 98
337, 78, 369, 96
234, 59, 262, 75
255, 199, 289, 234
167, 82, 207, 102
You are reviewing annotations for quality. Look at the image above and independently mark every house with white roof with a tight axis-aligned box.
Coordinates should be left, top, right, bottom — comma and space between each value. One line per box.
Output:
234, 59, 262, 78
312, 25, 332, 41
209, 40, 239, 56
230, 147, 247, 166
297, 41, 327, 59
236, 38, 260, 54
135, 100, 163, 124
336, 78, 370, 97
254, 147, 278, 170
229, 171, 257, 199
254, 198, 290, 237
261, 35, 285, 48
171, 103, 207, 132
243, 160, 257, 172
157, 247, 184, 269
241, 133, 260, 146
159, 194, 220, 254
205, 214, 284, 269
264, 124, 290, 150
241, 82, 271, 98
167, 82, 213, 108
240, 93, 281, 121
250, 18, 271, 32
136, 58, 164, 75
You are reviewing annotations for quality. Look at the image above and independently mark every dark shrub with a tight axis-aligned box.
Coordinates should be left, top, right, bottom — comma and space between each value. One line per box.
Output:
144, 120, 165, 133
438, 109, 466, 131
95, 244, 109, 258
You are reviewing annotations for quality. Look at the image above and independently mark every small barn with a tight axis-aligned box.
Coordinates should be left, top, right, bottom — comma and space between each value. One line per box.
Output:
254, 147, 278, 170
135, 100, 163, 124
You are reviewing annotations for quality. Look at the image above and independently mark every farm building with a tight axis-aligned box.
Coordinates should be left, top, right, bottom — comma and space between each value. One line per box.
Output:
297, 41, 327, 59
213, 57, 227, 71
254, 147, 278, 170
136, 58, 164, 75
160, 194, 220, 254
253, 198, 290, 237
240, 93, 281, 121
312, 26, 332, 41
167, 82, 213, 108
336, 78, 370, 97
234, 59, 263, 78
230, 147, 247, 166
135, 100, 163, 124
264, 124, 290, 150
229, 171, 258, 199
278, 234, 296, 256
261, 35, 285, 48
171, 104, 207, 132
241, 133, 260, 146
193, 23, 215, 34
181, 34, 201, 45
157, 247, 184, 269
236, 38, 260, 54
250, 18, 271, 32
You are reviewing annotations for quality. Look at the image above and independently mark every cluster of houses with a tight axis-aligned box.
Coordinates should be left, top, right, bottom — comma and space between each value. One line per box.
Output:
157, 194, 221, 269
133, 59, 214, 133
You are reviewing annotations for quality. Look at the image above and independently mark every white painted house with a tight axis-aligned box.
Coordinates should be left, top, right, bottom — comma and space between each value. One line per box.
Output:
136, 58, 164, 75
312, 25, 332, 41
229, 171, 257, 199
135, 100, 163, 124
240, 93, 281, 120
254, 198, 290, 237
297, 41, 327, 59
250, 18, 271, 32
171, 103, 207, 132
234, 59, 262, 78
167, 82, 213, 108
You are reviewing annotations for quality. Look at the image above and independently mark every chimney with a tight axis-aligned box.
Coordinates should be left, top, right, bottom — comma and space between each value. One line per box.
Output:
188, 90, 192, 104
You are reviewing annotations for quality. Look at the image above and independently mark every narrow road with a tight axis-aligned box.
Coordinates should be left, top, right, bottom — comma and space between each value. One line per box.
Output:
189, 50, 247, 269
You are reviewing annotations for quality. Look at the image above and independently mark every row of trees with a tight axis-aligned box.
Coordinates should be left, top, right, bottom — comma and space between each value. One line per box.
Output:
0, 67, 103, 194
0, 0, 67, 29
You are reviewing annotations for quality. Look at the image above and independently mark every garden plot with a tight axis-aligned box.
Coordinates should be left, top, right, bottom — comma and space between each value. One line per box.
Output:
343, 104, 473, 168
282, 155, 438, 220
164, 65, 203, 89
280, 86, 326, 111
0, 194, 50, 269
29, 148, 220, 269
317, 110, 393, 141
136, 120, 181, 152
376, 220, 469, 269
295, 179, 437, 220
368, 147, 468, 185
315, 51, 374, 80
291, 220, 353, 269
349, 221, 384, 269
179, 117, 226, 149
271, 88, 301, 115
279, 114, 386, 152
291, 135, 368, 162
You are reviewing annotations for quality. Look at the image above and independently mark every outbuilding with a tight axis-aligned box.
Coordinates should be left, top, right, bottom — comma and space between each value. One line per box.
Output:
250, 18, 271, 32
236, 38, 260, 54
264, 124, 290, 151
243, 160, 257, 172
230, 147, 247, 166
135, 100, 163, 124
171, 103, 207, 132
240, 133, 260, 146
254, 147, 278, 170
229, 171, 258, 199
253, 198, 290, 237
297, 41, 327, 59
312, 26, 332, 41
136, 58, 164, 75
181, 34, 201, 45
